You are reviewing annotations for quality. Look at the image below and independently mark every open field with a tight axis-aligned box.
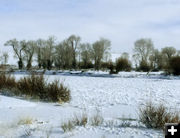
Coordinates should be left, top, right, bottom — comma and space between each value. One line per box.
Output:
0, 71, 180, 137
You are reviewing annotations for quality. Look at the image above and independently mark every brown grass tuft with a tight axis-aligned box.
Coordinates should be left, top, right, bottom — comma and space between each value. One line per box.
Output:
61, 120, 75, 132
139, 102, 180, 129
0, 73, 16, 89
72, 113, 88, 127
90, 112, 104, 126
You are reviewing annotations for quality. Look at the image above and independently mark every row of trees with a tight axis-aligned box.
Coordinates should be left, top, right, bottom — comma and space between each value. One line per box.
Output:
4, 35, 111, 70
109, 38, 180, 75
133, 39, 180, 72
3, 36, 180, 74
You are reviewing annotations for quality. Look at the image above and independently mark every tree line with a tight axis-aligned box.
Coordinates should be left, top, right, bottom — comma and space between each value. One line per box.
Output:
4, 35, 111, 70
2, 35, 180, 75
110, 38, 180, 75
132, 38, 180, 74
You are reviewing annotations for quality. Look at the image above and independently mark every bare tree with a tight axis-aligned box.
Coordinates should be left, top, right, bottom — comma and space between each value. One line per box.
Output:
23, 40, 36, 70
149, 49, 163, 70
39, 36, 56, 70
54, 40, 73, 69
133, 38, 154, 69
91, 38, 111, 70
132, 54, 140, 69
4, 39, 25, 69
161, 47, 176, 60
79, 43, 92, 68
54, 42, 64, 69
67, 35, 81, 69
35, 39, 46, 69
46, 36, 56, 70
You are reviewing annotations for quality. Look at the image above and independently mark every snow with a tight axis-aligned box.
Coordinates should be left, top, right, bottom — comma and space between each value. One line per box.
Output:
0, 96, 36, 109
1, 71, 179, 137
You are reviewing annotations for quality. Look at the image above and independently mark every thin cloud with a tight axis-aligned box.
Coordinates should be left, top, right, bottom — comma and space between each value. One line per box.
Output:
0, 0, 180, 54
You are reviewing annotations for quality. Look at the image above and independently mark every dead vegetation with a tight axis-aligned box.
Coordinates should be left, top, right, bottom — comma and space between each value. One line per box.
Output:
139, 102, 180, 129
0, 73, 71, 102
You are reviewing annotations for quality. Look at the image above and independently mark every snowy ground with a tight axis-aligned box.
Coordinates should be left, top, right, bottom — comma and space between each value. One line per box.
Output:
1, 71, 180, 138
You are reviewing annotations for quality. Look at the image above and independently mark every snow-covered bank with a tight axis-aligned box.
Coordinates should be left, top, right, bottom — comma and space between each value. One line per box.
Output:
11, 70, 180, 79
1, 71, 179, 137
0, 95, 163, 138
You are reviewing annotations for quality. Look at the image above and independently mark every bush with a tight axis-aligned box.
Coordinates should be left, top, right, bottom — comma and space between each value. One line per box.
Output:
169, 56, 180, 75
0, 74, 71, 103
17, 75, 47, 99
139, 60, 150, 72
79, 61, 94, 69
139, 102, 180, 129
101, 62, 110, 70
47, 80, 71, 102
107, 61, 116, 74
18, 75, 71, 102
0, 73, 16, 90
115, 58, 131, 73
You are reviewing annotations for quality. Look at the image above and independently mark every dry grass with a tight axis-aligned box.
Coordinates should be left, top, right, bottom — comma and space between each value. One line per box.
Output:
0, 73, 71, 102
47, 80, 71, 102
61, 120, 75, 132
18, 75, 71, 102
17, 74, 46, 99
61, 113, 88, 132
18, 117, 34, 125
0, 73, 16, 89
139, 102, 180, 129
90, 112, 104, 126
72, 113, 88, 127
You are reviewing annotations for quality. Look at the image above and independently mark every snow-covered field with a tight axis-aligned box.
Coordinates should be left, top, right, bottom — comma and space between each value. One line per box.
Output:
0, 71, 180, 138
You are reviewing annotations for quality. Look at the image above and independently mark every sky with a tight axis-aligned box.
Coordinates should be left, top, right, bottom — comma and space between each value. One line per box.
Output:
0, 0, 180, 56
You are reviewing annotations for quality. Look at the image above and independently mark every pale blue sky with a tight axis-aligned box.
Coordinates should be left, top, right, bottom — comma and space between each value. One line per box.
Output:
0, 0, 180, 54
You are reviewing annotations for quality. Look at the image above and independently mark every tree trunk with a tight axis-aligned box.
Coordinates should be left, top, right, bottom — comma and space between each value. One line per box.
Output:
18, 59, 23, 69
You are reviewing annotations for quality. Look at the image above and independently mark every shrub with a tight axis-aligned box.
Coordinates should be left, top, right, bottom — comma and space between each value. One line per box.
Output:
17, 75, 71, 102
139, 60, 150, 72
139, 102, 180, 129
115, 58, 131, 73
47, 80, 71, 102
107, 61, 116, 74
17, 75, 47, 99
0, 73, 16, 90
0, 74, 71, 103
101, 62, 109, 70
79, 61, 94, 69
169, 56, 180, 75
